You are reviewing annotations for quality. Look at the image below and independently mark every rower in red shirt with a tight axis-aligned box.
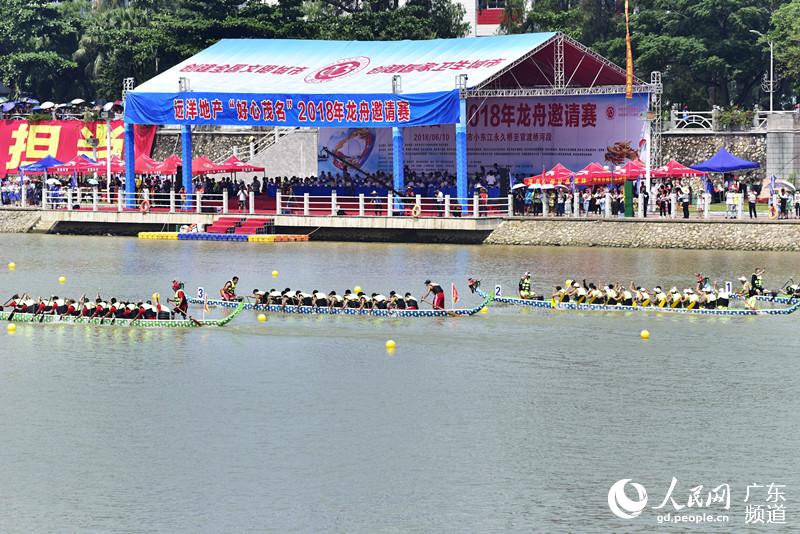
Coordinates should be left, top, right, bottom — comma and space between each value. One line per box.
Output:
169, 280, 189, 318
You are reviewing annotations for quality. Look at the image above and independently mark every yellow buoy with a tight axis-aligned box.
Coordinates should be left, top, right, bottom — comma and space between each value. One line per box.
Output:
58, 276, 66, 284
354, 285, 362, 294
271, 270, 279, 278
640, 329, 650, 340
7, 262, 16, 270
385, 339, 396, 350
257, 313, 267, 323
480, 307, 489, 314
6, 323, 16, 333
152, 292, 161, 303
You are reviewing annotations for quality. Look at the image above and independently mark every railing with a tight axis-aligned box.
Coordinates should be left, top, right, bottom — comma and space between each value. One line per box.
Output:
229, 126, 303, 161
41, 188, 228, 214
666, 108, 798, 133
275, 192, 512, 218
28, 189, 791, 222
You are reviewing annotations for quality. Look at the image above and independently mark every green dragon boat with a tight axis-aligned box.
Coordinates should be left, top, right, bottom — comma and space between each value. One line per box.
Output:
1, 301, 244, 328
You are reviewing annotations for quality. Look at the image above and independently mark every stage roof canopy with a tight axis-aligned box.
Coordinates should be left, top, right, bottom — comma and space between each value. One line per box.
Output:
126, 33, 649, 128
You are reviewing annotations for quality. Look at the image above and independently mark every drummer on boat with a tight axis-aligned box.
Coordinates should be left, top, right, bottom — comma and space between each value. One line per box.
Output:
519, 272, 533, 299
168, 280, 189, 318
220, 276, 239, 301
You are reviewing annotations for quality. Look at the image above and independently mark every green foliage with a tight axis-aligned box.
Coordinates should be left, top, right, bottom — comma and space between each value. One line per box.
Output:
770, 0, 800, 93
0, 0, 467, 101
0, 0, 793, 110
716, 107, 754, 129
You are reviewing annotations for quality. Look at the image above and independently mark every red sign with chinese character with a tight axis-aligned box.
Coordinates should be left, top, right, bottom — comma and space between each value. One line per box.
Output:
0, 121, 155, 175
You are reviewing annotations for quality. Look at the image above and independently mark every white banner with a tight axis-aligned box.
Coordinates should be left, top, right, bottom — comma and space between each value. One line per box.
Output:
319, 94, 649, 179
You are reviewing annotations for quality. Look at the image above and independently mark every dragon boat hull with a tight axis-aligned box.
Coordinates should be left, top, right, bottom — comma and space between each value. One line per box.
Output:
188, 293, 493, 318
1, 301, 244, 328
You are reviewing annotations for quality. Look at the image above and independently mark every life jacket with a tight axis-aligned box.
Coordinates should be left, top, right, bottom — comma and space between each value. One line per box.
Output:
519, 278, 531, 292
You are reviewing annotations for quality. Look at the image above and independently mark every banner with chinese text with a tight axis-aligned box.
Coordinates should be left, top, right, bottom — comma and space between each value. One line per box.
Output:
0, 121, 156, 176
319, 94, 649, 179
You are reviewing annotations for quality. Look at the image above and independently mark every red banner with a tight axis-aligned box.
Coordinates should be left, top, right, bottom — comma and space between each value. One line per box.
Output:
0, 120, 155, 176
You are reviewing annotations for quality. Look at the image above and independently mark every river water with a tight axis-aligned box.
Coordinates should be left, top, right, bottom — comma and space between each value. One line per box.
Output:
0, 234, 798, 533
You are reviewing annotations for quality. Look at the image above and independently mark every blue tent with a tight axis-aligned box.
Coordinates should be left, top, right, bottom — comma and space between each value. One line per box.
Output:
691, 147, 760, 173
18, 155, 64, 173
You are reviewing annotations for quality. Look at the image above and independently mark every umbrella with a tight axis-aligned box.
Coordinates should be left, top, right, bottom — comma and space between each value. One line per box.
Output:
20, 97, 39, 104
45, 178, 61, 185
192, 155, 227, 174
523, 164, 574, 186
70, 98, 86, 105
40, 101, 55, 110
511, 183, 526, 190
150, 154, 182, 175
95, 155, 126, 173
653, 160, 706, 178
1, 102, 16, 112
51, 156, 102, 175
87, 178, 99, 185
218, 155, 266, 173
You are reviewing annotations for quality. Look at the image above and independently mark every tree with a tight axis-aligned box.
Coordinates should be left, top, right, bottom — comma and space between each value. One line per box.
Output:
770, 0, 800, 94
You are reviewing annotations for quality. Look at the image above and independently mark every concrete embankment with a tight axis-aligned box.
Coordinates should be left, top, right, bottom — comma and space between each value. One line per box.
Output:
486, 219, 800, 251
0, 211, 40, 233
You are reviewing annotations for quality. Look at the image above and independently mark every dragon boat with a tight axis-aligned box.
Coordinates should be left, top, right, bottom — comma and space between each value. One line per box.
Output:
474, 287, 800, 317
1, 301, 245, 328
188, 291, 494, 318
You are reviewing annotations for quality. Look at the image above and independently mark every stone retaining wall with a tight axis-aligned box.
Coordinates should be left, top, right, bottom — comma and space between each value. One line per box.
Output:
0, 211, 40, 233
486, 219, 800, 251
661, 132, 766, 176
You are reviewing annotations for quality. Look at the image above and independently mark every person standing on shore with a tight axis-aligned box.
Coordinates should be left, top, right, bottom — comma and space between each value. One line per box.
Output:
748, 188, 757, 219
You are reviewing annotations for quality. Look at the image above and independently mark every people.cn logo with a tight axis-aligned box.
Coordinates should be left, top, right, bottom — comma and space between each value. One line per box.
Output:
608, 479, 648, 519
305, 57, 371, 84
606, 105, 616, 120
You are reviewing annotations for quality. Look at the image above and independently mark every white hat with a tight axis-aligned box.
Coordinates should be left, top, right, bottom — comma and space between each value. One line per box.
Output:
738, 276, 747, 282
670, 287, 679, 293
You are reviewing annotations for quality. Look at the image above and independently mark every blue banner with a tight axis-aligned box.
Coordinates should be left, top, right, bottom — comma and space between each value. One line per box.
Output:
125, 90, 460, 127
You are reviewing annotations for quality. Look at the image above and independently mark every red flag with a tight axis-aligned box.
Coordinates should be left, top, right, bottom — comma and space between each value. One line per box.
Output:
625, 0, 634, 99
451, 282, 459, 306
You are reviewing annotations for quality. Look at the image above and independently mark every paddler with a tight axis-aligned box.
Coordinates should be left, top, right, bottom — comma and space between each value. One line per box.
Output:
357, 292, 371, 311
327, 291, 343, 309
652, 286, 667, 307
701, 287, 717, 309
404, 292, 419, 310
343, 289, 359, 308
312, 290, 328, 308
220, 276, 239, 301
388, 291, 406, 310
1, 293, 21, 311
371, 292, 388, 310
603, 284, 619, 305
667, 287, 682, 308
751, 268, 765, 295
684, 289, 700, 310
252, 289, 268, 305
716, 283, 730, 309
268, 289, 282, 305
422, 280, 445, 310
551, 286, 566, 304
518, 272, 533, 299
168, 280, 189, 318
